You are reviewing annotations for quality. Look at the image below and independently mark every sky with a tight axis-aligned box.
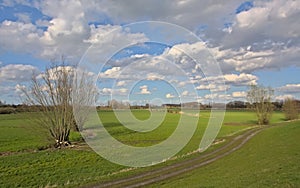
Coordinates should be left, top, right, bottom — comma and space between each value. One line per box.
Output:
0, 0, 299, 105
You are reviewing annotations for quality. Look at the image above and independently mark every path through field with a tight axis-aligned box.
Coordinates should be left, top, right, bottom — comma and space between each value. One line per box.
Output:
89, 126, 265, 188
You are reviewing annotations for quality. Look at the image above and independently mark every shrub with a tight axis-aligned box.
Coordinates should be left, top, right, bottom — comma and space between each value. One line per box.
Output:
283, 98, 299, 120
0, 107, 16, 114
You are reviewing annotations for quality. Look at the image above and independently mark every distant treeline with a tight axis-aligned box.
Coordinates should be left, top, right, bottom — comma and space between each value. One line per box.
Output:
0, 103, 44, 114
1, 100, 299, 114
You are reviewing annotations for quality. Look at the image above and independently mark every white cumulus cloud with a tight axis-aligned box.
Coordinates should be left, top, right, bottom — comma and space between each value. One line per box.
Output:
139, 85, 151, 95
0, 64, 39, 82
166, 93, 175, 99
278, 84, 300, 94
232, 91, 247, 98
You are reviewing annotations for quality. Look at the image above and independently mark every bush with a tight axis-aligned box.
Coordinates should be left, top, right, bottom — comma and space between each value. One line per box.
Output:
283, 98, 299, 120
0, 107, 16, 114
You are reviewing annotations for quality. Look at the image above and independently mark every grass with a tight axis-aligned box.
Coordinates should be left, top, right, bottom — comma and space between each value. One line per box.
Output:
148, 120, 300, 188
99, 110, 180, 146
0, 149, 125, 187
0, 110, 292, 187
0, 113, 49, 152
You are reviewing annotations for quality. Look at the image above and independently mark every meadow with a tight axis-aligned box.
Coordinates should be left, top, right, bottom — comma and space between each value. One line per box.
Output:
148, 120, 300, 187
0, 109, 298, 187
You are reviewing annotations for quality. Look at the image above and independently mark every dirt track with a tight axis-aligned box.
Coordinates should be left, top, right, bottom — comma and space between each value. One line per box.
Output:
88, 126, 265, 188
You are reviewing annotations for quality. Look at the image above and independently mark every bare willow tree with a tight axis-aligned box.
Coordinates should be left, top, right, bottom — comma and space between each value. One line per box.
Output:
72, 70, 98, 131
247, 85, 274, 125
283, 98, 299, 120
22, 62, 98, 148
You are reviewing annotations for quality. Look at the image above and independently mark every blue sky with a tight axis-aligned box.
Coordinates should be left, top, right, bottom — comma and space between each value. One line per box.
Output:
236, 1, 254, 14
0, 0, 299, 105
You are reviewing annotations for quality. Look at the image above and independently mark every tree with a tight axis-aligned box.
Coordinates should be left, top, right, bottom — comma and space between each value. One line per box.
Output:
22, 62, 98, 148
247, 85, 274, 125
108, 99, 129, 109
283, 98, 299, 120
72, 70, 98, 131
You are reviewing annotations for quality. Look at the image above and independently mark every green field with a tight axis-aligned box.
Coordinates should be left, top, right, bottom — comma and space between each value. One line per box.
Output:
0, 113, 49, 152
148, 121, 300, 187
0, 110, 298, 187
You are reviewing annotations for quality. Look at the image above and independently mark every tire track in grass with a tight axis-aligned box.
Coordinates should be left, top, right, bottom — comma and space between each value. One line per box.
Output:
89, 127, 265, 188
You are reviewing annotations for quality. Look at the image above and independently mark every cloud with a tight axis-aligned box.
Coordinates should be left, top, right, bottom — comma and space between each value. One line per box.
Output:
0, 0, 299, 104
224, 73, 257, 86
224, 0, 300, 47
197, 73, 256, 86
38, 65, 75, 79
0, 85, 15, 95
0, 64, 39, 82
100, 41, 259, 96
1, 0, 299, 75
86, 24, 148, 45
84, 0, 241, 30
220, 48, 274, 73
232, 91, 247, 98
0, 19, 88, 60
1, 0, 90, 59
275, 94, 296, 101
116, 80, 126, 87
213, 45, 300, 73
196, 84, 230, 92
15, 84, 26, 94
101, 88, 112, 95
0, 21, 43, 53
217, 0, 300, 73
1, 0, 298, 76
139, 85, 151, 95
100, 45, 197, 85
236, 0, 299, 35
195, 73, 257, 94
160, 42, 207, 72
1, 84, 26, 103
100, 87, 128, 95
196, 84, 214, 90
0, 19, 148, 62
181, 90, 189, 96
277, 84, 300, 94
98, 67, 121, 78
118, 88, 128, 94
166, 93, 175, 99
146, 73, 165, 81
